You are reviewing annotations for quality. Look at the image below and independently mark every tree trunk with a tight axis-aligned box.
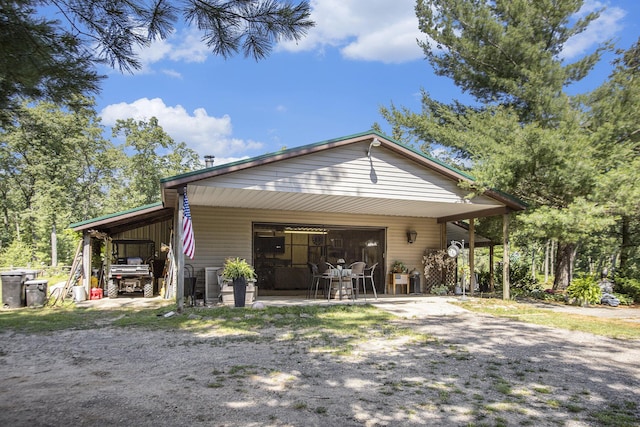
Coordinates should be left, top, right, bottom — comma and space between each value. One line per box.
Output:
619, 215, 630, 275
51, 223, 57, 267
553, 242, 577, 290
544, 240, 550, 283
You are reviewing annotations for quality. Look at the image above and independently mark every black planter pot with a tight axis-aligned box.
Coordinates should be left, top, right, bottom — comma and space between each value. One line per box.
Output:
232, 277, 247, 307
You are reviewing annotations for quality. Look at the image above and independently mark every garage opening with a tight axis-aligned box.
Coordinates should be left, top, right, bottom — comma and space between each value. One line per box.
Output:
253, 222, 385, 294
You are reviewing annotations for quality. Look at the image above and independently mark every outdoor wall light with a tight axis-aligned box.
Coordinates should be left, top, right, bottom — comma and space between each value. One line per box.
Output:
407, 230, 417, 244
447, 240, 464, 258
367, 138, 381, 157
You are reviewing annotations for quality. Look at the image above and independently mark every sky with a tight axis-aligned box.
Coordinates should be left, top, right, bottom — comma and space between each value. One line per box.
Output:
92, 0, 640, 165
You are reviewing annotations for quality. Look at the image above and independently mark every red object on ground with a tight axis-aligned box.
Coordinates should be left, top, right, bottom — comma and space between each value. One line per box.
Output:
90, 288, 103, 300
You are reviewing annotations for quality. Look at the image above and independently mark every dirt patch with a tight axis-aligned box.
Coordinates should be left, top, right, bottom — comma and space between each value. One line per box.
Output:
1, 302, 639, 426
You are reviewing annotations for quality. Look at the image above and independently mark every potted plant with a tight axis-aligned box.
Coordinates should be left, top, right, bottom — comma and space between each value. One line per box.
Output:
391, 260, 407, 273
222, 257, 256, 307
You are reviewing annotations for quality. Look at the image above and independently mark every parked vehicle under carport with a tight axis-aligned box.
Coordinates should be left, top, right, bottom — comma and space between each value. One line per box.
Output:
108, 240, 156, 298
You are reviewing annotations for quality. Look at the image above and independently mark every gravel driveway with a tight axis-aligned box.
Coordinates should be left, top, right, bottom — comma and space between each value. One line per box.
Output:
0, 296, 638, 426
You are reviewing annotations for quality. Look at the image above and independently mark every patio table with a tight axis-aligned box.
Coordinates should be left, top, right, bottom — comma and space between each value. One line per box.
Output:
328, 268, 353, 300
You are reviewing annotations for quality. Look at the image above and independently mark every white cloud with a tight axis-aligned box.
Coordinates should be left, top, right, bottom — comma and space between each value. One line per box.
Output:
561, 1, 627, 60
100, 98, 263, 160
132, 28, 210, 74
278, 0, 423, 63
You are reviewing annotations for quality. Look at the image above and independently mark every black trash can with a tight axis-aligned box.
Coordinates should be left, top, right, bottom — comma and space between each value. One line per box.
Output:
410, 270, 421, 294
21, 269, 40, 281
25, 279, 48, 308
1, 271, 26, 308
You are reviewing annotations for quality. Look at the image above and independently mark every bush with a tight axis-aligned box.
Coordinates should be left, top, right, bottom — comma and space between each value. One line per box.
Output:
613, 277, 640, 303
567, 276, 601, 306
614, 293, 635, 306
0, 240, 35, 267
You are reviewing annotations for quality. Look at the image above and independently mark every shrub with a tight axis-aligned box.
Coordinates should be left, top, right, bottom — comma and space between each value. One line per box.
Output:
613, 277, 640, 303
566, 276, 601, 306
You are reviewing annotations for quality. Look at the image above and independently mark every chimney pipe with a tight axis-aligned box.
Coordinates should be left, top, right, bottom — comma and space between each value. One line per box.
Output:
204, 155, 215, 168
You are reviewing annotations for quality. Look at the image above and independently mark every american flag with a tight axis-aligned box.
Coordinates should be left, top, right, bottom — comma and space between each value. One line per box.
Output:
182, 189, 195, 259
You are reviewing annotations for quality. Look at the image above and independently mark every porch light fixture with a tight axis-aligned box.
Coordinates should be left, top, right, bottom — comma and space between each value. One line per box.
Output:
407, 230, 417, 244
367, 138, 381, 158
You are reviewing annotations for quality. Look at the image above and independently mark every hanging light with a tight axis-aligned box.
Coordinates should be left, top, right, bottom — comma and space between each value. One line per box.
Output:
367, 138, 381, 157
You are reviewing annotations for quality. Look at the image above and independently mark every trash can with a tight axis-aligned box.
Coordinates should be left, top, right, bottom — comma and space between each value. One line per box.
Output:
20, 269, 40, 281
409, 269, 421, 294
1, 271, 26, 308
25, 279, 48, 308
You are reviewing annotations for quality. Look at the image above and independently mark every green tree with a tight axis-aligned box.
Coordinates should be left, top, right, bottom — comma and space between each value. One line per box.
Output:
584, 38, 640, 277
0, 98, 115, 264
0, 0, 314, 127
108, 117, 201, 209
382, 0, 615, 289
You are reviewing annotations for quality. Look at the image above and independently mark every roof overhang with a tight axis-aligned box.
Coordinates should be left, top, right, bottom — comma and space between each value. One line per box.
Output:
160, 131, 526, 221
69, 203, 173, 235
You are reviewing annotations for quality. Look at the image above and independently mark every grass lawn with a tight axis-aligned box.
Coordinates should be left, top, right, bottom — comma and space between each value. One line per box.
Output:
453, 298, 640, 340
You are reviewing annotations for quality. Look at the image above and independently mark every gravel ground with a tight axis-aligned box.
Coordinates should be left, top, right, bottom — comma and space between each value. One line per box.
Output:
0, 296, 639, 426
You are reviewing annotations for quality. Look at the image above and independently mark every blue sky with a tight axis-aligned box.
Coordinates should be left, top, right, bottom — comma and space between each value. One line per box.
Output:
92, 0, 640, 165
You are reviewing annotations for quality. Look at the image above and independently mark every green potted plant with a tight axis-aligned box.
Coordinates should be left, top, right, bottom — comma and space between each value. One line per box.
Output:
222, 257, 256, 307
391, 260, 407, 273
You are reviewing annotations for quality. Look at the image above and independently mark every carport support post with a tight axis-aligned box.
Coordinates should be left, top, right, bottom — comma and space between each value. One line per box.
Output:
82, 233, 91, 292
503, 213, 510, 300
176, 192, 185, 313
469, 218, 475, 296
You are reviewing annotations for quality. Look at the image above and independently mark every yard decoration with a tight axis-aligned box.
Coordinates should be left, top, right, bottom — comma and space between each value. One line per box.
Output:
222, 257, 256, 308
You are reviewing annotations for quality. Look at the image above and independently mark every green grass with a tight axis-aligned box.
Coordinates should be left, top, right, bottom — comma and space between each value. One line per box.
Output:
0, 302, 432, 353
454, 298, 640, 339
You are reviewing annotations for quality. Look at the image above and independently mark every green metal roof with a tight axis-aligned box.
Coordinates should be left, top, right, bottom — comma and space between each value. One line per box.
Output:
68, 202, 163, 229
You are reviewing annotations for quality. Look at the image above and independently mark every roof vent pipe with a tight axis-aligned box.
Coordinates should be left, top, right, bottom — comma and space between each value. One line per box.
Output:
204, 155, 215, 168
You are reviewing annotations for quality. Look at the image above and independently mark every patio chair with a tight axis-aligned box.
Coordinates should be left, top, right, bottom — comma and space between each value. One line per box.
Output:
307, 262, 329, 299
362, 262, 378, 299
348, 261, 367, 300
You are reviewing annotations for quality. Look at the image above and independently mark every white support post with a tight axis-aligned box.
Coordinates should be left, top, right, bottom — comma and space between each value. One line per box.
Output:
469, 218, 475, 296
176, 192, 185, 313
82, 234, 91, 292
503, 213, 510, 300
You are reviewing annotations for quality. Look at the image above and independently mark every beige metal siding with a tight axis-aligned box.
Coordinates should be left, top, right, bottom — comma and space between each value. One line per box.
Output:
198, 142, 498, 205
186, 206, 441, 288
113, 219, 172, 257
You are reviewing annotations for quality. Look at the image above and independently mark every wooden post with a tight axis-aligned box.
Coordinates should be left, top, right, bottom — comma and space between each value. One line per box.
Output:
176, 192, 185, 313
82, 234, 91, 292
503, 213, 510, 300
469, 218, 475, 296
489, 244, 494, 292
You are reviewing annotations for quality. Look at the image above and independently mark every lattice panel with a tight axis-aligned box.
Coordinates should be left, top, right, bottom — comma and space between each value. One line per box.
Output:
422, 249, 456, 293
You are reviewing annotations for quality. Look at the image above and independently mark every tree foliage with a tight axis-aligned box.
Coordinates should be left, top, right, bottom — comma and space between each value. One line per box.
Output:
0, 0, 314, 126
0, 101, 200, 265
383, 0, 630, 288
108, 117, 201, 210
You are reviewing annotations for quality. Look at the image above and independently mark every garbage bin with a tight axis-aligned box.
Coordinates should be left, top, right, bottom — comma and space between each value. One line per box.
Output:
1, 271, 26, 308
20, 269, 40, 281
25, 279, 48, 308
409, 269, 421, 294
